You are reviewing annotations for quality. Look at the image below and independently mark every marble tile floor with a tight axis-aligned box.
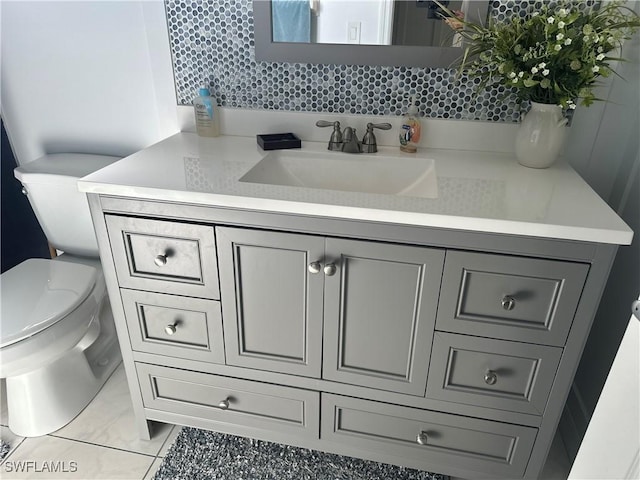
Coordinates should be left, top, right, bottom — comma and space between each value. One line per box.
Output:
0, 364, 572, 480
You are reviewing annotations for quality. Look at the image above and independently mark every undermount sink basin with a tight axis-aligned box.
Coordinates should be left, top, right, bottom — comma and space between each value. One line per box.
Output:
240, 150, 438, 198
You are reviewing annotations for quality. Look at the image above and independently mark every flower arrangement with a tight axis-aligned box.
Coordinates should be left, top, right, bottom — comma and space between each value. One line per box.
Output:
441, 1, 640, 109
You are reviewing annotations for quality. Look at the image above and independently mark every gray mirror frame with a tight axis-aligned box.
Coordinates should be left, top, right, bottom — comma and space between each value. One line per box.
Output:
253, 0, 466, 68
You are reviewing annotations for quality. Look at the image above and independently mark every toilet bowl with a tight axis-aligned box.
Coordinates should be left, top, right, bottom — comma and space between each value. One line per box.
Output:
0, 152, 122, 437
0, 256, 121, 437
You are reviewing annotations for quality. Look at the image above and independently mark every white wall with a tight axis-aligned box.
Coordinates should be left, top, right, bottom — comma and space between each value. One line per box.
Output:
0, 0, 178, 165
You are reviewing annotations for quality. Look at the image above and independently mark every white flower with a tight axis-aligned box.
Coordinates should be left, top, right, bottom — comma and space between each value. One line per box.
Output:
583, 35, 590, 42
547, 16, 555, 24
592, 65, 600, 73
531, 66, 539, 74
564, 38, 572, 45
542, 69, 550, 76
598, 46, 604, 53
538, 62, 546, 68
569, 103, 577, 110
518, 71, 524, 78
608, 36, 616, 44
594, 36, 600, 43
554, 44, 562, 51
512, 77, 519, 83
558, 21, 566, 28
532, 12, 540, 17
596, 53, 605, 61
557, 33, 564, 41
509, 71, 517, 78
558, 8, 568, 17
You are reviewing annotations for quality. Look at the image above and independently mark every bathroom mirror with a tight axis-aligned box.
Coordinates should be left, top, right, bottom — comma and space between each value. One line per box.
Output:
254, 0, 490, 67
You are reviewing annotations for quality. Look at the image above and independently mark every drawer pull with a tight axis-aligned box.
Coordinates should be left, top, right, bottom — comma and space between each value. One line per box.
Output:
501, 295, 516, 311
218, 398, 230, 410
164, 323, 178, 335
308, 261, 321, 274
154, 254, 168, 267
323, 263, 337, 276
416, 432, 429, 445
484, 370, 498, 385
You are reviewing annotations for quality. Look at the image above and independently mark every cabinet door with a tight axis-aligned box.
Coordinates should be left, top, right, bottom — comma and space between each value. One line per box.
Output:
216, 227, 324, 378
322, 238, 444, 395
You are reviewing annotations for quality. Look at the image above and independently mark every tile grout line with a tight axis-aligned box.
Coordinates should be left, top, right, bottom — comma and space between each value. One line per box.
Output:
47, 433, 158, 458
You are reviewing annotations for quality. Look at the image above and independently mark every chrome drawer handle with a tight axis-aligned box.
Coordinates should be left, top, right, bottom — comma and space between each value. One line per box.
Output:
416, 432, 428, 445
501, 295, 515, 311
484, 370, 498, 385
323, 263, 337, 276
308, 261, 321, 274
154, 254, 168, 267
218, 398, 230, 410
164, 323, 177, 335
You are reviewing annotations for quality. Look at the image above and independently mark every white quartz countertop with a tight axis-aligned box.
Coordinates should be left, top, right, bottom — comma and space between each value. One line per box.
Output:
78, 132, 632, 245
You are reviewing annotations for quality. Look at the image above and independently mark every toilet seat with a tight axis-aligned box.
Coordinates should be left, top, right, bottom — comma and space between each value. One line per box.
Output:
1, 258, 97, 348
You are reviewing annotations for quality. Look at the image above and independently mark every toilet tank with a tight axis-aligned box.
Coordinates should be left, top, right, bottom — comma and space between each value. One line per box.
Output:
14, 153, 121, 257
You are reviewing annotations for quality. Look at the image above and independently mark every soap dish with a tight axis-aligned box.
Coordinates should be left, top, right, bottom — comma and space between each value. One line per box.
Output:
257, 133, 301, 150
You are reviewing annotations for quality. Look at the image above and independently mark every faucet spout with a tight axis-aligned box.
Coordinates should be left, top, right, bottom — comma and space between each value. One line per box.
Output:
341, 127, 362, 153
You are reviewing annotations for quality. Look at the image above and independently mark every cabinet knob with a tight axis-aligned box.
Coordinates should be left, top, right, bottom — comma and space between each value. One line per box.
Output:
501, 295, 515, 311
308, 261, 322, 274
323, 263, 337, 276
164, 323, 177, 335
484, 370, 498, 385
154, 254, 168, 267
218, 398, 230, 410
416, 432, 428, 445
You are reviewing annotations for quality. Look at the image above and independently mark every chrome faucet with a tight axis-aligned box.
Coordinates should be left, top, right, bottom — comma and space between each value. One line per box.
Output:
316, 120, 392, 153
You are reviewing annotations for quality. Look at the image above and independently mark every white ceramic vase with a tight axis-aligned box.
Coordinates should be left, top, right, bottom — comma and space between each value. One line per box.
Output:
515, 101, 569, 169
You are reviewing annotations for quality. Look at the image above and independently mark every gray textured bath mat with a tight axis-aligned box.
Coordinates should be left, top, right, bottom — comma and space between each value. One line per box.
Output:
0, 440, 11, 462
153, 428, 448, 480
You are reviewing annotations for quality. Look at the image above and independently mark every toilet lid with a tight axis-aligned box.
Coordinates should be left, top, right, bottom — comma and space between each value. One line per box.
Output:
0, 259, 97, 347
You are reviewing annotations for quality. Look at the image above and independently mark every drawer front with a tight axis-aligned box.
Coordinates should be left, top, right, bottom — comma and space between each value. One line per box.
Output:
437, 251, 588, 346
106, 215, 219, 299
321, 393, 537, 479
426, 332, 562, 415
121, 289, 224, 363
137, 363, 319, 439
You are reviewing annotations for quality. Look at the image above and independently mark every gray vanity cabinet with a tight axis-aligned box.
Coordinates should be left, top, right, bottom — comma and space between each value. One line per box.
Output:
90, 194, 619, 480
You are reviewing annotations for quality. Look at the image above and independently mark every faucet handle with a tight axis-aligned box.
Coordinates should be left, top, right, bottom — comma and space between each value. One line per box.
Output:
316, 120, 339, 128
368, 122, 392, 131
362, 122, 392, 153
316, 120, 343, 151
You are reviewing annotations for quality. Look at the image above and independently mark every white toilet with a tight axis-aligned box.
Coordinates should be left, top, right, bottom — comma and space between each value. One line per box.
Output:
0, 153, 122, 437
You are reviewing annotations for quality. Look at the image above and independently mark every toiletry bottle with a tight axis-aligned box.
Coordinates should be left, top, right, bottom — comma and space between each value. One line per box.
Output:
194, 87, 220, 137
399, 96, 421, 153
